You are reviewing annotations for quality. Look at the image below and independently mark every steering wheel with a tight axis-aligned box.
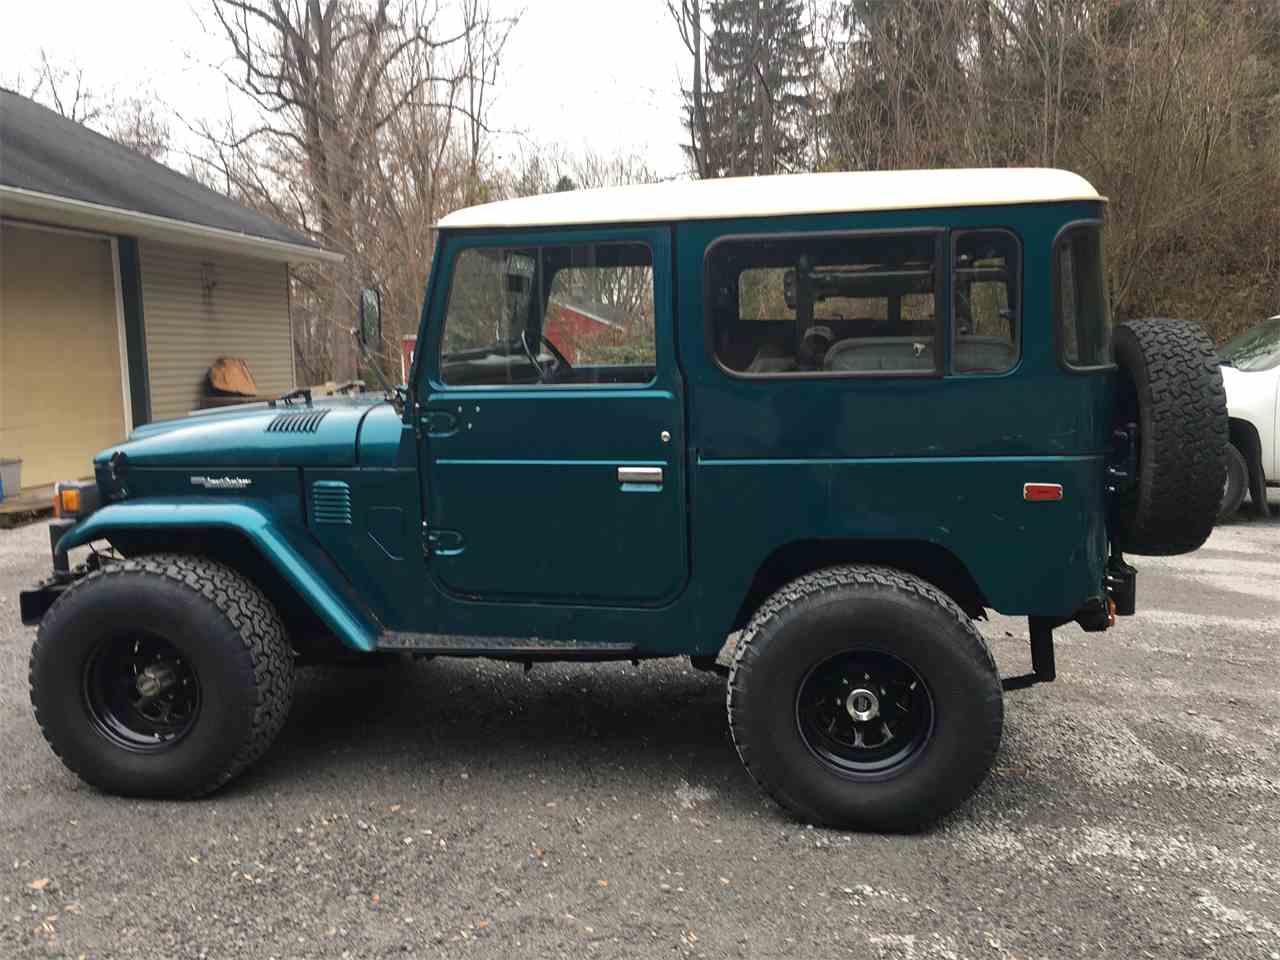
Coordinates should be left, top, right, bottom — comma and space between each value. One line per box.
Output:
540, 334, 572, 373
519, 330, 573, 383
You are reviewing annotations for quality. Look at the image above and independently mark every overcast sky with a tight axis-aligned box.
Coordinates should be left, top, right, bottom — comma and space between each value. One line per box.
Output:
0, 0, 691, 179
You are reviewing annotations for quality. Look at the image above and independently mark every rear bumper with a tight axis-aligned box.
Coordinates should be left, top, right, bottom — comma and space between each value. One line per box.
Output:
1107, 556, 1137, 617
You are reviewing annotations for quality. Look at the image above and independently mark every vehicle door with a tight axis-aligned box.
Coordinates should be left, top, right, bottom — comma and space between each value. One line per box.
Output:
418, 227, 687, 605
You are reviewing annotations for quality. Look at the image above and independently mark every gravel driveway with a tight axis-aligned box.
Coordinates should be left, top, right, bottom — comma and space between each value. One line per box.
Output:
1, 512, 1278, 959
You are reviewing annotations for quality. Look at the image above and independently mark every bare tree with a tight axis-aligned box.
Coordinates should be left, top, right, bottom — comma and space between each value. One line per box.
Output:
202, 0, 513, 379
22, 49, 103, 125
15, 51, 173, 162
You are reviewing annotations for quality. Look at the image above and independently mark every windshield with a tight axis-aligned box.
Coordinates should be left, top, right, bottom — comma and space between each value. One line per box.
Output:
1220, 317, 1280, 371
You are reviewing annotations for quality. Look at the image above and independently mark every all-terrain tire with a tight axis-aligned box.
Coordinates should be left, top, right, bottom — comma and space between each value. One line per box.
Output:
727, 565, 1003, 832
1219, 443, 1249, 520
29, 554, 294, 797
1112, 318, 1227, 555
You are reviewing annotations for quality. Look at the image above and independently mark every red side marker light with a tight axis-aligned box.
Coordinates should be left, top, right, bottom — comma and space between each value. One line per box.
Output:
1023, 482, 1064, 502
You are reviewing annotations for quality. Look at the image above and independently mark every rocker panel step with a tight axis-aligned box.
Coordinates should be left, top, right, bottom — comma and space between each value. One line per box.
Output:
377, 633, 638, 657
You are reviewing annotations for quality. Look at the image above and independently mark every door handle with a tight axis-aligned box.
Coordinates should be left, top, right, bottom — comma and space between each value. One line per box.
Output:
421, 410, 460, 437
617, 466, 663, 485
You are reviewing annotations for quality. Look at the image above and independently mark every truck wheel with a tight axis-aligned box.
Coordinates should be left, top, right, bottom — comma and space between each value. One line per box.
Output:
727, 565, 1002, 832
29, 554, 294, 798
1219, 443, 1248, 520
1112, 318, 1227, 555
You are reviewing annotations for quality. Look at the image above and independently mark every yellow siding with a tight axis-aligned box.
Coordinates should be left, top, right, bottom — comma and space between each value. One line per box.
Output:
0, 222, 126, 487
140, 241, 294, 422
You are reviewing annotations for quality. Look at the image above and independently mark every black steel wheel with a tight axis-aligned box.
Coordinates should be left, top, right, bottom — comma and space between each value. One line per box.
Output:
728, 565, 1002, 832
83, 633, 201, 752
796, 651, 933, 778
30, 554, 293, 798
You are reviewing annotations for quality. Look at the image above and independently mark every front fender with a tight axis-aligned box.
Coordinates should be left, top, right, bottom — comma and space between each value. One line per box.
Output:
57, 501, 381, 652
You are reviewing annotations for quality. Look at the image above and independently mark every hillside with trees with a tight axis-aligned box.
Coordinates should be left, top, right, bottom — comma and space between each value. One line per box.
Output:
673, 0, 1280, 345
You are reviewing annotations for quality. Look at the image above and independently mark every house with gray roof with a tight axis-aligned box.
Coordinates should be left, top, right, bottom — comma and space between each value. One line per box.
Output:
0, 88, 340, 488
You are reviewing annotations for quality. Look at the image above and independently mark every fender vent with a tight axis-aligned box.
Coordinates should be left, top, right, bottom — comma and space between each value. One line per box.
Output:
267, 409, 329, 433
311, 481, 352, 525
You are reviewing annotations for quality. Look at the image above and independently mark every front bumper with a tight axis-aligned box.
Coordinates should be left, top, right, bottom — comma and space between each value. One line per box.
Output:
18, 518, 77, 626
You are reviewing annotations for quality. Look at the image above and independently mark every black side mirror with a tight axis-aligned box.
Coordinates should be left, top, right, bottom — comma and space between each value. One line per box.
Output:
358, 287, 382, 347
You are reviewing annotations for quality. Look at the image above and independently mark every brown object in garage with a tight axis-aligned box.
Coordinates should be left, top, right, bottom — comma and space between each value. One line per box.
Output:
207, 356, 260, 397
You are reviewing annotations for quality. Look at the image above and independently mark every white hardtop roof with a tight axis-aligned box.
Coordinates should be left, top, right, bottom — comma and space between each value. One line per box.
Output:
438, 168, 1103, 231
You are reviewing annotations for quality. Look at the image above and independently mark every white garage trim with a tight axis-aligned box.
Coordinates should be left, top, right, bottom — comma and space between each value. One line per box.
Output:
1, 185, 344, 265
109, 238, 134, 435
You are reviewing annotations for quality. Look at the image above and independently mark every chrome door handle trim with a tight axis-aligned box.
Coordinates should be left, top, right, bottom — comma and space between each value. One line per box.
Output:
617, 466, 663, 484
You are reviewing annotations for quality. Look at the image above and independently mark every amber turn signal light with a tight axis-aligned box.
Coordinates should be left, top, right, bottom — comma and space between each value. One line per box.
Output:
52, 481, 99, 519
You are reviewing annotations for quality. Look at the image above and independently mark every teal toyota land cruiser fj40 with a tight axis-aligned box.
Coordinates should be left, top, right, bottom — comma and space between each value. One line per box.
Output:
20, 169, 1226, 830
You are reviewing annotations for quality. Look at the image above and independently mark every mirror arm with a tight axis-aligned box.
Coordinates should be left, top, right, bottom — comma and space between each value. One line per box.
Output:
352, 326, 405, 415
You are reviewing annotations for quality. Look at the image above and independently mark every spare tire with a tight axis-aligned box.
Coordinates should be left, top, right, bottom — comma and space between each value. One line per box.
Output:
1111, 318, 1227, 556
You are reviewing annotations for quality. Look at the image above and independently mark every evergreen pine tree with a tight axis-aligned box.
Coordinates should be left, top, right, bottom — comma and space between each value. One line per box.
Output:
682, 0, 814, 178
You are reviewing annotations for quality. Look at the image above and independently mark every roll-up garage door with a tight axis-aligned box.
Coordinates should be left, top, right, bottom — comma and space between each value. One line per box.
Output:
0, 222, 127, 487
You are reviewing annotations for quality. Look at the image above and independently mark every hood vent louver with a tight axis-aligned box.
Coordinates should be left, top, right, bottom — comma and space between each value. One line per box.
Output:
311, 481, 352, 525
267, 409, 330, 433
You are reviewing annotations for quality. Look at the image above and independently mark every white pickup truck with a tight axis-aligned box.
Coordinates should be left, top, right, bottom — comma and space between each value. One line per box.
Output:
1220, 315, 1279, 518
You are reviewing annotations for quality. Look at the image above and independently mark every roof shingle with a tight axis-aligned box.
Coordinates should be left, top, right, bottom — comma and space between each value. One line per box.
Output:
0, 88, 324, 252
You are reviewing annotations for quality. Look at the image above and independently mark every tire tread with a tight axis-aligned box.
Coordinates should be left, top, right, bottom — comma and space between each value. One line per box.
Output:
1114, 318, 1227, 555
726, 564, 1002, 828
29, 553, 293, 797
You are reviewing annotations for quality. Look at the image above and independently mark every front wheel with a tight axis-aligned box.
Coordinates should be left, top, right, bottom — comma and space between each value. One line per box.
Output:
29, 554, 294, 797
727, 565, 1003, 831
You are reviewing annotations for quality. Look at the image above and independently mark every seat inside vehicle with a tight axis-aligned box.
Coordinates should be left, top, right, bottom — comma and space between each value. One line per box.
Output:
825, 336, 934, 372
954, 335, 1017, 372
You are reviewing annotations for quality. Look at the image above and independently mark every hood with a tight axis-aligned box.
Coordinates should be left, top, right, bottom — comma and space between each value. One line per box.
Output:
96, 397, 391, 470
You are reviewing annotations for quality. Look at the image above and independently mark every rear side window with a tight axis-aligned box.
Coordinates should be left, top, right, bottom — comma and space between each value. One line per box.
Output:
953, 230, 1019, 374
1055, 224, 1112, 369
707, 232, 940, 376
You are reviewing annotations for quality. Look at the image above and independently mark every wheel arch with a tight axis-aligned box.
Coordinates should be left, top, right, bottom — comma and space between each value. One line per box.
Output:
56, 502, 380, 654
1229, 416, 1271, 516
730, 538, 988, 631
1229, 416, 1264, 478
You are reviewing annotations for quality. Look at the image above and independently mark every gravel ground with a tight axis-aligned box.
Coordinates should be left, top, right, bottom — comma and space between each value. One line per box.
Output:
1, 510, 1278, 960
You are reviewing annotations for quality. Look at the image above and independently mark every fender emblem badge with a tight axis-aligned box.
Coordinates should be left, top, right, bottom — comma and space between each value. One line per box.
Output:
190, 476, 253, 489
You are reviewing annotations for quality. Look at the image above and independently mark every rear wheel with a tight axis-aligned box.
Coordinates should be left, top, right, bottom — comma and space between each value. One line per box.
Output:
727, 565, 1002, 832
1219, 443, 1249, 520
29, 554, 294, 797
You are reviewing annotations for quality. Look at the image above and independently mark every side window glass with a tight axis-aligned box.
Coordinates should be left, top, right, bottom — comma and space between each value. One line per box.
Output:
708, 233, 939, 376
440, 242, 655, 387
1056, 224, 1112, 368
546, 251, 655, 371
953, 230, 1019, 374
